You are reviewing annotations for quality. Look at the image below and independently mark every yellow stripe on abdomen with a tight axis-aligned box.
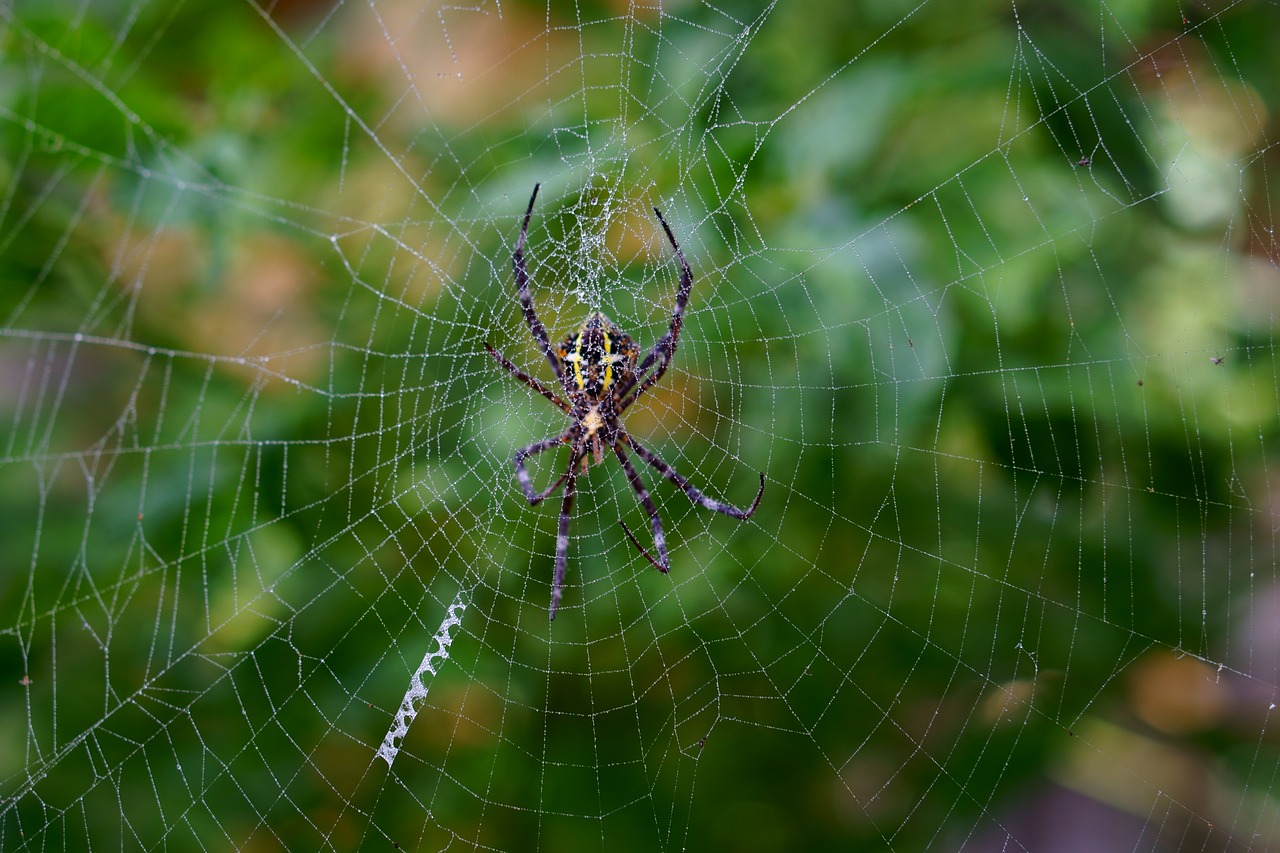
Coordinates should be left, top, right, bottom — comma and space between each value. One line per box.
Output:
603, 323, 612, 391
572, 329, 585, 391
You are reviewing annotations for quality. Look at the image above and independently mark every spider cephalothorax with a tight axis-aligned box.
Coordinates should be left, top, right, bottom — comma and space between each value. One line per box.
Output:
484, 183, 765, 621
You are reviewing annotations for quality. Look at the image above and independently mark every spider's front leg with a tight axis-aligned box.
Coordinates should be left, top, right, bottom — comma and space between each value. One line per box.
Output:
510, 434, 582, 621
514, 435, 574, 505
488, 339, 580, 614
550, 465, 579, 621
628, 436, 765, 519
613, 443, 670, 573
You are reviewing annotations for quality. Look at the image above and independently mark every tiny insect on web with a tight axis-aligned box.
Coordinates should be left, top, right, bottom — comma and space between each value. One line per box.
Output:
485, 184, 766, 621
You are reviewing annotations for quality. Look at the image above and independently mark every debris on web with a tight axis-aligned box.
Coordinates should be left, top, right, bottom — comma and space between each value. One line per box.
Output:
376, 590, 468, 767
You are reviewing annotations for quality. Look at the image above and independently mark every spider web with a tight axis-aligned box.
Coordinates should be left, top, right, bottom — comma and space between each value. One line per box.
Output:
2, 0, 1279, 850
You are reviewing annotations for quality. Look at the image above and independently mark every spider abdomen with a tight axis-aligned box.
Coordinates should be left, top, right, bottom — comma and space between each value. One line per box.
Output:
558, 311, 638, 400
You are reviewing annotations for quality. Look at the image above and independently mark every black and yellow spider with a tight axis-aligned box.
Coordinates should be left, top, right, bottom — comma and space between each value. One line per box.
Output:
485, 184, 765, 621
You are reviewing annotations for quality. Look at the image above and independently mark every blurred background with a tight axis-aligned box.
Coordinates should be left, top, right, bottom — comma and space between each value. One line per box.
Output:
2, 0, 1280, 850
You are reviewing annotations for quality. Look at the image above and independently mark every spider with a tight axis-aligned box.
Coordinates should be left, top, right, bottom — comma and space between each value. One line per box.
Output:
484, 184, 765, 621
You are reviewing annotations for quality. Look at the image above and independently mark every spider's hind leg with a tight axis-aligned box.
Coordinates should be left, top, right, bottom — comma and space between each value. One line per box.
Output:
512, 183, 564, 381
484, 342, 569, 413
617, 207, 695, 411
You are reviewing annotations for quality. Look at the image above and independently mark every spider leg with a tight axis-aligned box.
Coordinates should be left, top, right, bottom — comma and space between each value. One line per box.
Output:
515, 435, 574, 505
549, 464, 579, 621
484, 342, 570, 413
513, 183, 565, 382
627, 436, 765, 519
613, 443, 669, 573
618, 207, 693, 412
